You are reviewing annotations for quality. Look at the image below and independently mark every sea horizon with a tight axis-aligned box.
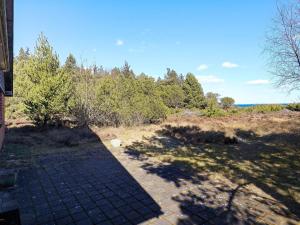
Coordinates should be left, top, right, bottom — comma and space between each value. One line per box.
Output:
235, 103, 290, 108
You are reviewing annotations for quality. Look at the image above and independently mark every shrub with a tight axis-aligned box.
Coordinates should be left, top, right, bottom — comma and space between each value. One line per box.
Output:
220, 97, 235, 109
286, 103, 300, 111
183, 73, 206, 108
229, 107, 240, 113
201, 102, 225, 117
16, 34, 75, 126
81, 75, 168, 126
244, 104, 284, 113
158, 84, 185, 109
5, 97, 26, 119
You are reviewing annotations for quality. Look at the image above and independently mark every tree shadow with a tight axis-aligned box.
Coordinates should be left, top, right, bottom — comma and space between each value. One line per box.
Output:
125, 124, 300, 224
1, 125, 163, 225
173, 181, 272, 225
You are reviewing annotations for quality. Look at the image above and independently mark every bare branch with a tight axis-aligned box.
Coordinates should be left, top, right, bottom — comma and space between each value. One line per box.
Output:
265, 1, 300, 92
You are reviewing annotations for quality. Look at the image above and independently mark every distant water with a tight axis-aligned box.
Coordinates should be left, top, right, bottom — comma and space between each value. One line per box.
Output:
235, 103, 288, 108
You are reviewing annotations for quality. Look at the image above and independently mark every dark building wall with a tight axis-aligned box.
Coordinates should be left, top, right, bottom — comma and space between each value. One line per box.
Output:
0, 0, 13, 150
0, 92, 4, 149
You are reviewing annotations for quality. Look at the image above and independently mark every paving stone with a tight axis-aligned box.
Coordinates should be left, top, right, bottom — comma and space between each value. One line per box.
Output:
75, 218, 93, 225
20, 212, 36, 225
150, 218, 173, 225
95, 221, 113, 225
11, 141, 289, 225
52, 209, 69, 220
69, 205, 83, 215
55, 215, 73, 225
71, 211, 89, 222
103, 208, 121, 219
36, 213, 54, 224
89, 212, 108, 224
124, 210, 142, 220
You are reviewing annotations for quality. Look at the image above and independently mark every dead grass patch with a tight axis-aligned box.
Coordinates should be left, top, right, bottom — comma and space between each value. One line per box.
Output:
1, 123, 100, 168
121, 111, 300, 219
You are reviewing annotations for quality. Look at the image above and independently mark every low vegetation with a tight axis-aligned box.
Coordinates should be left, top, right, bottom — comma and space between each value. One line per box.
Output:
6, 33, 300, 127
7, 33, 240, 127
2, 1, 300, 223
0, 121, 100, 169
3, 34, 300, 225
242, 104, 284, 113
95, 112, 300, 221
3, 107, 300, 223
287, 103, 300, 111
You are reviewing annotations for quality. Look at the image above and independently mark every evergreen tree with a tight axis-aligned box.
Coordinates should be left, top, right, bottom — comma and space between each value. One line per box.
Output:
20, 33, 74, 126
10, 32, 242, 126
121, 61, 135, 78
111, 67, 121, 78
158, 84, 185, 108
14, 48, 31, 76
64, 53, 77, 73
6, 48, 31, 119
183, 73, 205, 108
164, 68, 181, 85
16, 47, 30, 61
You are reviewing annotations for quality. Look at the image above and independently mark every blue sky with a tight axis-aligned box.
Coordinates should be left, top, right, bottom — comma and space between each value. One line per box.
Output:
15, 0, 299, 103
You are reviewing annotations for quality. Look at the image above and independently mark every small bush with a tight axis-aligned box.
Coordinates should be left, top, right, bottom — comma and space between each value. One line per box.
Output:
227, 108, 241, 115
243, 104, 284, 113
201, 106, 226, 117
286, 103, 300, 111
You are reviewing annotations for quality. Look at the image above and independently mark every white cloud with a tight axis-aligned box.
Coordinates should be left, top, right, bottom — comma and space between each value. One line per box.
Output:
197, 75, 224, 83
222, 61, 239, 68
246, 79, 270, 85
116, 39, 124, 46
197, 64, 208, 71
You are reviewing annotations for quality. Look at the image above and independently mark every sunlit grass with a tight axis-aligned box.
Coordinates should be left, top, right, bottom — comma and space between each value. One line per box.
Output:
123, 112, 300, 217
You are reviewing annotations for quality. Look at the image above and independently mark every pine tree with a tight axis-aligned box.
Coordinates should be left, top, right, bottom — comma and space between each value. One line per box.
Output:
64, 53, 77, 73
21, 33, 75, 126
183, 73, 205, 108
164, 68, 181, 85
121, 61, 135, 78
17, 47, 30, 61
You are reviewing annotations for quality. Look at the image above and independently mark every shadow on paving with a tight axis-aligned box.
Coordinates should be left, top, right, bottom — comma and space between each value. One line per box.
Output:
2, 125, 162, 225
126, 125, 300, 224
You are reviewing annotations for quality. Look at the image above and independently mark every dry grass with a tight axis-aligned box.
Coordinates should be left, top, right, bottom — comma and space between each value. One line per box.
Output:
2, 112, 300, 222
97, 111, 300, 146
100, 111, 300, 221
1, 123, 100, 168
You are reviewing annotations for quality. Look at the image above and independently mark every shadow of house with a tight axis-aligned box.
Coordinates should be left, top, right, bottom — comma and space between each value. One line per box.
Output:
125, 125, 300, 224
2, 125, 162, 225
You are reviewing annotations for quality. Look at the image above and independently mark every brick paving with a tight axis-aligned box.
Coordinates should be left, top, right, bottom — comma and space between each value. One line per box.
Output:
12, 149, 162, 225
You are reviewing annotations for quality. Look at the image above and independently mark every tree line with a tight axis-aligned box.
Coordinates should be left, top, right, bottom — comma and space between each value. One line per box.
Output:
7, 34, 235, 127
